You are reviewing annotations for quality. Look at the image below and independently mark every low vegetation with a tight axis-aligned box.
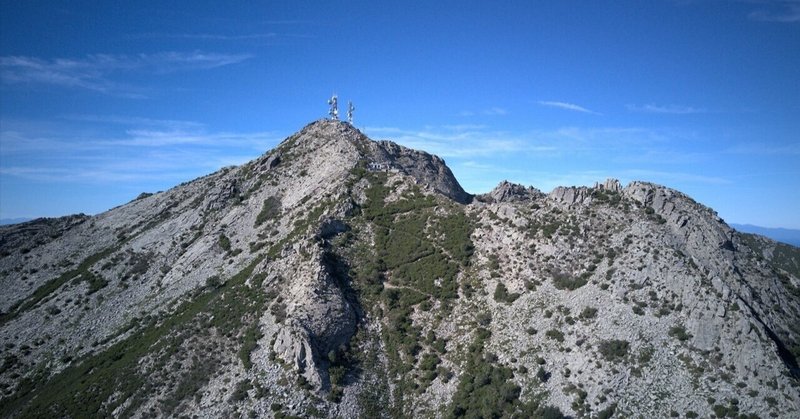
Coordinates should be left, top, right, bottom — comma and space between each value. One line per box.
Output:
447, 328, 565, 418
255, 196, 281, 226
1, 256, 268, 417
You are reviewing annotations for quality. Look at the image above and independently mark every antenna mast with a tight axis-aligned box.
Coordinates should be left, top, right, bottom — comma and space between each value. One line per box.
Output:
327, 94, 339, 120
347, 101, 355, 124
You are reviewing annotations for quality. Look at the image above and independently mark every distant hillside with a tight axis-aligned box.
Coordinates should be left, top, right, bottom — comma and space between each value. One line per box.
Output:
0, 218, 32, 226
731, 224, 800, 247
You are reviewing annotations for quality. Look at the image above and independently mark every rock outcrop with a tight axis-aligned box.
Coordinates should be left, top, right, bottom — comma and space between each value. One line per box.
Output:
478, 180, 544, 203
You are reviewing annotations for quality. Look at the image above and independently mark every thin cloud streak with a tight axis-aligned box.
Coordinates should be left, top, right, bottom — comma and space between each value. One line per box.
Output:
537, 101, 600, 115
726, 142, 800, 155
364, 126, 531, 158
0, 119, 279, 184
0, 52, 253, 96
132, 32, 278, 41
748, 1, 800, 22
627, 103, 707, 114
365, 124, 686, 160
62, 114, 206, 130
458, 107, 508, 117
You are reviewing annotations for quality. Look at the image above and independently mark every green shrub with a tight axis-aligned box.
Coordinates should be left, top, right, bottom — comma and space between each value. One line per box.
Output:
254, 197, 281, 226
545, 329, 564, 342
536, 366, 550, 382
579, 307, 597, 320
218, 234, 231, 252
270, 302, 287, 324
597, 403, 617, 419
85, 272, 109, 295
598, 339, 629, 362
668, 325, 691, 341
329, 366, 346, 386
205, 275, 222, 289
229, 379, 252, 402
551, 271, 587, 290
419, 353, 440, 371
328, 386, 343, 403
238, 325, 262, 370
493, 283, 520, 304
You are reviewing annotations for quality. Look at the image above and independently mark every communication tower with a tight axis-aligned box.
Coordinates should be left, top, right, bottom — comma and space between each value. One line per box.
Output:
347, 101, 355, 124
327, 95, 339, 120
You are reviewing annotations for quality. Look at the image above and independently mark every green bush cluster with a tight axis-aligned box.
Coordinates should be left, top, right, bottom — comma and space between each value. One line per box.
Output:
238, 325, 263, 370
357, 170, 475, 314
668, 325, 692, 342
551, 271, 587, 291
545, 329, 565, 343
598, 339, 629, 362
254, 196, 281, 226
447, 328, 565, 418
229, 379, 253, 402
2, 256, 268, 417
579, 306, 598, 320
1, 247, 117, 326
84, 271, 109, 295
218, 233, 231, 252
493, 283, 520, 304
592, 189, 622, 206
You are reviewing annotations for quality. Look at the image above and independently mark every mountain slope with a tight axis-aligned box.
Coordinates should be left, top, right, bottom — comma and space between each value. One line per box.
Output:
731, 224, 800, 248
1, 119, 798, 418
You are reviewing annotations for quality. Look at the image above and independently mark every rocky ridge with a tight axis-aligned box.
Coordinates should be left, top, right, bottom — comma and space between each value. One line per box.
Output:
0, 119, 798, 418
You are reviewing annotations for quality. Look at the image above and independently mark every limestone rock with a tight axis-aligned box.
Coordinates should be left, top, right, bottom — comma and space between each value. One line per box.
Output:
478, 180, 544, 203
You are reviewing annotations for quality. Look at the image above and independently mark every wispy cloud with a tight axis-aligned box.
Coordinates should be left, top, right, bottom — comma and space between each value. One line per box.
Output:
0, 52, 252, 96
62, 114, 205, 130
365, 125, 682, 160
627, 103, 707, 114
133, 32, 278, 41
747, 0, 800, 22
725, 142, 800, 155
364, 125, 532, 158
483, 107, 508, 116
458, 107, 508, 117
0, 117, 279, 184
537, 100, 600, 115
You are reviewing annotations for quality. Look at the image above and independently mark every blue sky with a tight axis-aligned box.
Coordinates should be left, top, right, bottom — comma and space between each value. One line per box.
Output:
1, 1, 798, 228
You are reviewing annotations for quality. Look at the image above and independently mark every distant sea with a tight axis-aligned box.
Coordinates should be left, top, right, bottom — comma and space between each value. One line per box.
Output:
731, 224, 800, 248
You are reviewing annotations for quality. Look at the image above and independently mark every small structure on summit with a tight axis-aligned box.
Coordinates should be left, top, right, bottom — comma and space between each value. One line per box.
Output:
327, 95, 339, 120
347, 101, 355, 124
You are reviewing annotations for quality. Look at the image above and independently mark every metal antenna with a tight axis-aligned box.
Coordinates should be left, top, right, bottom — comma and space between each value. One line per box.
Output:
347, 101, 355, 124
327, 94, 339, 120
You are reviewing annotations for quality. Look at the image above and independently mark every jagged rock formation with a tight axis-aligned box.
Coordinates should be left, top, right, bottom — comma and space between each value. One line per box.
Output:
0, 119, 798, 418
477, 180, 544, 203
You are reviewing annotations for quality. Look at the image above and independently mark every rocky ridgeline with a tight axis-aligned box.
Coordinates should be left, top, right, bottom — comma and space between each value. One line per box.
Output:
0, 119, 798, 418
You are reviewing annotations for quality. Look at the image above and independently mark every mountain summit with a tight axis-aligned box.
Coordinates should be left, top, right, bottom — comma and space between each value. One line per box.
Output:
1, 120, 799, 418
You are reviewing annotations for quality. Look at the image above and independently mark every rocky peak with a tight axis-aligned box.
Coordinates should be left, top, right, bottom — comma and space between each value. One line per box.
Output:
548, 185, 594, 206
259, 119, 472, 204
478, 180, 544, 203
363, 139, 472, 204
594, 178, 622, 192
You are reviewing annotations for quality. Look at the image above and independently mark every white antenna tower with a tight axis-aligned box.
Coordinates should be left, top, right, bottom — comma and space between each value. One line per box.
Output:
347, 101, 355, 124
327, 94, 339, 120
